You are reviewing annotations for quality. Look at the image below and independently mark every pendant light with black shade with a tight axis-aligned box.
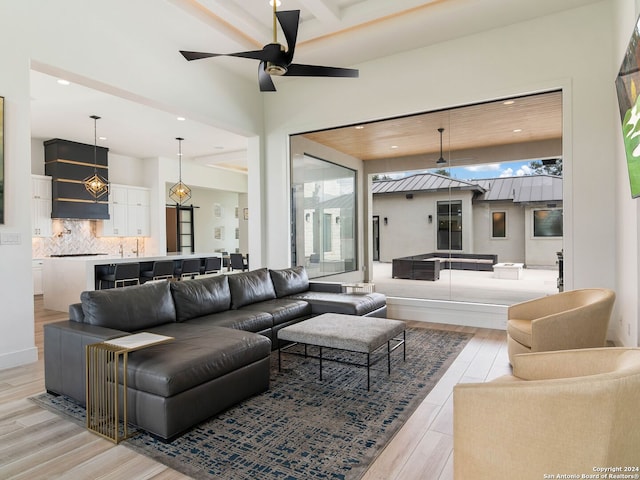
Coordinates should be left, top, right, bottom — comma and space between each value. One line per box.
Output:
436, 127, 446, 165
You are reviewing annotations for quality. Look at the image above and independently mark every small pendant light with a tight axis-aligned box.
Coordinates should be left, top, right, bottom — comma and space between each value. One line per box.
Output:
436, 127, 446, 165
169, 137, 192, 205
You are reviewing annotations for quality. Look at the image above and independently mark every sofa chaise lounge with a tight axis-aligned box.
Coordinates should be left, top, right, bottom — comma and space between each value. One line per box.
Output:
44, 266, 386, 441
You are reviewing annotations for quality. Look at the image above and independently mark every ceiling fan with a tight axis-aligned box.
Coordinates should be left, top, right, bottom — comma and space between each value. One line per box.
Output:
179, 6, 359, 92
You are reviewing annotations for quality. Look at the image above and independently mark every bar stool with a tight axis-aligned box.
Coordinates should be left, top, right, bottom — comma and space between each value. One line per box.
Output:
140, 260, 174, 283
230, 253, 248, 271
98, 262, 140, 289
200, 257, 222, 275
174, 258, 201, 280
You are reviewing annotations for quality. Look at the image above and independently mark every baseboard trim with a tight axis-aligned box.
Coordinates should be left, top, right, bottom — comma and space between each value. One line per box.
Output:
0, 346, 38, 370
387, 296, 508, 330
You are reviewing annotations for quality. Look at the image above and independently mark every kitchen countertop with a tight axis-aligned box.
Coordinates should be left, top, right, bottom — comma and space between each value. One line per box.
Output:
42, 252, 224, 312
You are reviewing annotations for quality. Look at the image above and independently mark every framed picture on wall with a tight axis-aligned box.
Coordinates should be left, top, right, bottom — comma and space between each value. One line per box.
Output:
616, 14, 640, 198
0, 95, 4, 224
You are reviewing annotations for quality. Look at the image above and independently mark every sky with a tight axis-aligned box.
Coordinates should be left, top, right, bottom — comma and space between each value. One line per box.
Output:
387, 160, 536, 181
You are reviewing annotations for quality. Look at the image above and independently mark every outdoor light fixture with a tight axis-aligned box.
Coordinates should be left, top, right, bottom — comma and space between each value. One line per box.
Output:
83, 115, 109, 200
169, 137, 192, 205
384, 217, 388, 225
436, 127, 446, 165
428, 215, 433, 223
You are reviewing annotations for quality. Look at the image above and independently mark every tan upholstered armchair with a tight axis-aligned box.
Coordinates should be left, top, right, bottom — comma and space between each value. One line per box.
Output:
453, 348, 640, 480
507, 288, 615, 364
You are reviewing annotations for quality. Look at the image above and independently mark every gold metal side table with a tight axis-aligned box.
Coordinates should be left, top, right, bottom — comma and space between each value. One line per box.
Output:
86, 332, 173, 444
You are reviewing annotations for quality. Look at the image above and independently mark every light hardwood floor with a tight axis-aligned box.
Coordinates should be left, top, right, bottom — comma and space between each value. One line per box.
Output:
0, 297, 510, 479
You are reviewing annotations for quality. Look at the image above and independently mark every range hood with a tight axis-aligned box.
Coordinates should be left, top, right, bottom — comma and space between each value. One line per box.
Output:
44, 138, 110, 219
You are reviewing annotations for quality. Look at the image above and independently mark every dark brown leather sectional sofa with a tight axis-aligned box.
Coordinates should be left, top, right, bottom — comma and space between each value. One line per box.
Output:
44, 266, 386, 440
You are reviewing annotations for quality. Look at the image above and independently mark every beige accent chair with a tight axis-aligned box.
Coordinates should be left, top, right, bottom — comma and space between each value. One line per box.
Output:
507, 288, 615, 364
453, 347, 640, 480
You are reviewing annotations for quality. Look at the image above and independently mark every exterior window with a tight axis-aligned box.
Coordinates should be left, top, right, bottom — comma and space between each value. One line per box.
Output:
533, 209, 563, 237
291, 154, 356, 278
437, 200, 462, 250
492, 211, 506, 238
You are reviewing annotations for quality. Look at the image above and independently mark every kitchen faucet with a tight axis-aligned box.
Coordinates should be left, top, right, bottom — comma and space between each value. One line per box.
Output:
132, 238, 139, 257
119, 244, 123, 258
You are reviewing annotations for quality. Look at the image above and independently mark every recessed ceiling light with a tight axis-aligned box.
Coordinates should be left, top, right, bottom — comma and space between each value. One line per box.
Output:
513, 128, 522, 133
503, 100, 515, 105
98, 136, 107, 141
269, 0, 281, 6
57, 79, 70, 86
177, 116, 186, 121
355, 125, 364, 129
391, 145, 399, 149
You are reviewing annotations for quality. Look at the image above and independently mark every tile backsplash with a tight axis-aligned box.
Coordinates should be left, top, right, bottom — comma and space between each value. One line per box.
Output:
32, 219, 145, 259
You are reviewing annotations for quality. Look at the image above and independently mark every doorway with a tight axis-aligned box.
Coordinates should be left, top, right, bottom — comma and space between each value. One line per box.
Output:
372, 215, 380, 261
166, 205, 195, 253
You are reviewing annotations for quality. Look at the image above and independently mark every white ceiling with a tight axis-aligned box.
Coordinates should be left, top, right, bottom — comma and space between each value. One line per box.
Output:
29, 0, 600, 169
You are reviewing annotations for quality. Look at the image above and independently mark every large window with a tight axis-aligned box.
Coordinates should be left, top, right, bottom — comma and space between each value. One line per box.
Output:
437, 201, 462, 250
291, 155, 356, 278
533, 209, 563, 237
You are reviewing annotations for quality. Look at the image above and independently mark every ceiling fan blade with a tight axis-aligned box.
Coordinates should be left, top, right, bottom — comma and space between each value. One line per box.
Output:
258, 62, 277, 92
180, 49, 269, 62
275, 10, 300, 63
180, 50, 223, 61
285, 64, 359, 78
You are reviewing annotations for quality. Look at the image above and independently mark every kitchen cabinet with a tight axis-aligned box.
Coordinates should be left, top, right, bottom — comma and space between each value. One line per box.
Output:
33, 259, 44, 295
127, 187, 150, 236
97, 184, 150, 237
32, 175, 52, 237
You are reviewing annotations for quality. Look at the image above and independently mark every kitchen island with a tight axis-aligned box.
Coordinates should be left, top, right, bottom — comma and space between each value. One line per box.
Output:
42, 252, 223, 312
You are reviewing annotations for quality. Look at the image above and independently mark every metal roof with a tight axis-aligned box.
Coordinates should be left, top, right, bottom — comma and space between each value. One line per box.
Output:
372, 173, 562, 203
371, 173, 483, 195
474, 175, 562, 202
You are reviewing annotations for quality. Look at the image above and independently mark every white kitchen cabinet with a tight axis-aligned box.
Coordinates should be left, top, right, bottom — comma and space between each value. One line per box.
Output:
31, 175, 52, 237
97, 184, 150, 237
127, 187, 150, 236
33, 259, 44, 295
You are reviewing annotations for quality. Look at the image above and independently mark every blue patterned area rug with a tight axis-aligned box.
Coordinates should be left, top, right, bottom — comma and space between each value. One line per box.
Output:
31, 327, 472, 480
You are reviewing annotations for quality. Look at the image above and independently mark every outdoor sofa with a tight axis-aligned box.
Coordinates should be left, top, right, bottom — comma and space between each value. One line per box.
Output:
392, 252, 498, 281
44, 266, 386, 440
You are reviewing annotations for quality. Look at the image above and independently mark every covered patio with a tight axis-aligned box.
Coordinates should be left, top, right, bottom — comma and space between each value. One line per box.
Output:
371, 261, 558, 306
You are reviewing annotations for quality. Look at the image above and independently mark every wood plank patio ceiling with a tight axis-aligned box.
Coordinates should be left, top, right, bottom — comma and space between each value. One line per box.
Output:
300, 90, 562, 163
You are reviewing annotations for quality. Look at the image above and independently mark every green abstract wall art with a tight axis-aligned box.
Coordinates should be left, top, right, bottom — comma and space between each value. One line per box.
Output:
616, 15, 640, 198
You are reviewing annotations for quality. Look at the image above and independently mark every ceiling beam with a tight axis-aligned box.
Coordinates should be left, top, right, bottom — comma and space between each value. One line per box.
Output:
298, 0, 341, 26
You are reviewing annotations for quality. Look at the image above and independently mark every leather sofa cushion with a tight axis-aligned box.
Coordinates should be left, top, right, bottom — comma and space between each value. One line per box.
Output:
124, 323, 271, 397
269, 266, 309, 297
81, 281, 176, 331
185, 309, 273, 333
507, 319, 532, 348
286, 291, 387, 316
240, 298, 313, 326
170, 275, 231, 322
228, 268, 276, 309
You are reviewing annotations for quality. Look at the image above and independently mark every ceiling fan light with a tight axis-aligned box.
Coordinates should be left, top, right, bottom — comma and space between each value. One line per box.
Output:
266, 61, 287, 76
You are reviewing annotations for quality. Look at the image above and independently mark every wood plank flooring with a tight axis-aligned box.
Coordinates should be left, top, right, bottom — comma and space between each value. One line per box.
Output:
0, 296, 509, 479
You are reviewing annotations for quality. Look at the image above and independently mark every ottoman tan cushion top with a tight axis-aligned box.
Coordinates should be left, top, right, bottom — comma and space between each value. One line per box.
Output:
278, 313, 405, 353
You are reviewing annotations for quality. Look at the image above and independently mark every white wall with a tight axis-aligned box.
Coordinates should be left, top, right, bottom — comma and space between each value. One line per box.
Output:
614, 0, 640, 346
262, 2, 633, 340
0, 0, 261, 369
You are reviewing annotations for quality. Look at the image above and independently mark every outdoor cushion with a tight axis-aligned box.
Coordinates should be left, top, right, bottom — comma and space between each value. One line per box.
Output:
170, 274, 231, 322
269, 266, 310, 297
81, 281, 176, 331
228, 268, 276, 309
